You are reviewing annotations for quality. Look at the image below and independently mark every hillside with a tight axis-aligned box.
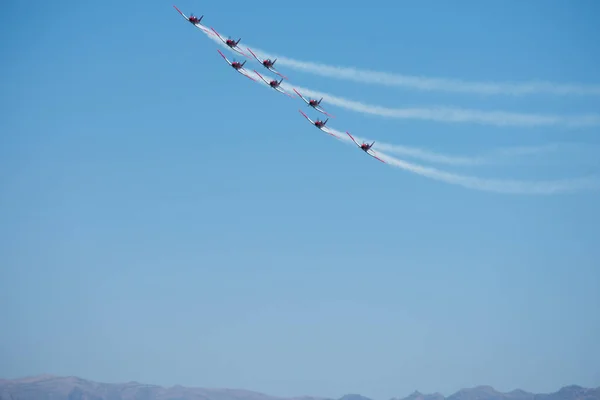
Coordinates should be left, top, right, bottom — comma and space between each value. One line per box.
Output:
0, 375, 598, 400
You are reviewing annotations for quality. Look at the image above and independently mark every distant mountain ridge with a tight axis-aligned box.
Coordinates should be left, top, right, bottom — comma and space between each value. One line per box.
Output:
0, 375, 598, 400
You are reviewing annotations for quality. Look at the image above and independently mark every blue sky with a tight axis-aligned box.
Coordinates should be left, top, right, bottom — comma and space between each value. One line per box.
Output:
1, 0, 599, 399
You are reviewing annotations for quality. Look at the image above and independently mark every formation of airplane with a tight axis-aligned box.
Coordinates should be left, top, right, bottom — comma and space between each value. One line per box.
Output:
175, 5, 386, 167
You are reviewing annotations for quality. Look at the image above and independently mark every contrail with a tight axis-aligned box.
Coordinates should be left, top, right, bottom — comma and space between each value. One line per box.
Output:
365, 142, 569, 166
287, 85, 600, 128
245, 48, 600, 97
195, 18, 600, 97
326, 129, 600, 194
362, 138, 600, 167
369, 143, 485, 166
328, 130, 486, 166
334, 130, 598, 167
249, 64, 599, 170
200, 27, 600, 127
376, 152, 600, 194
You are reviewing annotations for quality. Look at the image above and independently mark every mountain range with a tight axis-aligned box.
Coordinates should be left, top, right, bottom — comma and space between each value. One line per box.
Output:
0, 375, 598, 400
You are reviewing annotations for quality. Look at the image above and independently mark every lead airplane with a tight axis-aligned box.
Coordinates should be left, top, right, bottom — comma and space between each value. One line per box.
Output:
211, 27, 246, 56
299, 110, 339, 138
217, 50, 256, 82
293, 89, 334, 118
345, 132, 386, 164
173, 5, 212, 35
254, 71, 293, 97
246, 48, 287, 79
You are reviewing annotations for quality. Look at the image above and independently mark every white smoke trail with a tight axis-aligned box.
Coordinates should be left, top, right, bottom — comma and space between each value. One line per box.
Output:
325, 128, 600, 194
208, 48, 590, 167
320, 128, 486, 165
370, 143, 486, 166
377, 153, 600, 194
244, 48, 600, 97
244, 61, 599, 171
333, 129, 598, 167
200, 28, 600, 127
196, 21, 600, 97
287, 85, 600, 128
362, 138, 600, 167
365, 142, 567, 166
193, 22, 600, 194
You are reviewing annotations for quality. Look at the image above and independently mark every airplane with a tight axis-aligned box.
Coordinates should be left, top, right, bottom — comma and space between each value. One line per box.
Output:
293, 89, 334, 118
246, 48, 287, 79
173, 5, 212, 34
298, 110, 339, 138
211, 27, 246, 56
217, 50, 256, 82
254, 71, 293, 97
345, 131, 386, 164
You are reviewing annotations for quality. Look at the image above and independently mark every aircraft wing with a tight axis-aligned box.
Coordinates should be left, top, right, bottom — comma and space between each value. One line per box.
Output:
274, 85, 293, 98
293, 89, 312, 105
366, 150, 387, 164
247, 48, 263, 64
230, 45, 247, 57
217, 49, 233, 66
319, 125, 339, 139
173, 5, 188, 19
253, 70, 271, 86
198, 25, 213, 35
322, 128, 340, 139
210, 27, 229, 44
314, 105, 334, 118
268, 67, 287, 80
345, 131, 362, 148
299, 110, 315, 125
211, 27, 247, 56
237, 68, 257, 82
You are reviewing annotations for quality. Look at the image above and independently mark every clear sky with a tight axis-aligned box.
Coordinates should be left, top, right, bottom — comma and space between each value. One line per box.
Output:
1, 0, 599, 399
